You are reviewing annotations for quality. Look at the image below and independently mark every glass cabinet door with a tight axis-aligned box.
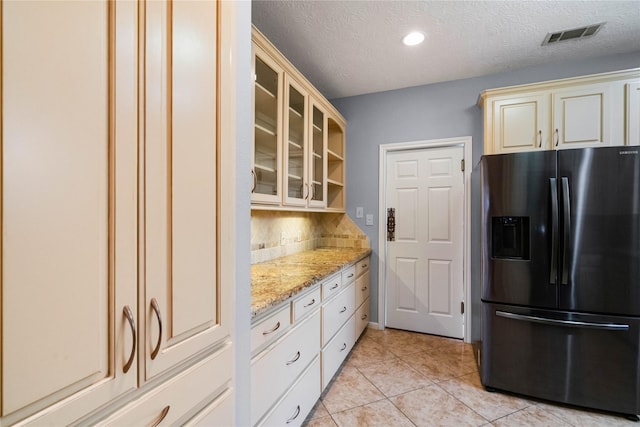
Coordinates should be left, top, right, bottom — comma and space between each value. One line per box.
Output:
309, 101, 327, 207
252, 47, 282, 204
284, 76, 308, 206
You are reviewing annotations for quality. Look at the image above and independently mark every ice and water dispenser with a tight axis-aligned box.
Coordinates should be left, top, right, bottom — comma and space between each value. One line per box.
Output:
491, 216, 530, 260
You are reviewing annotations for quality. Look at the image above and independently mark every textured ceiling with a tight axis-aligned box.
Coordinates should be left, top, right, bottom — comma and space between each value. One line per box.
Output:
252, 0, 640, 99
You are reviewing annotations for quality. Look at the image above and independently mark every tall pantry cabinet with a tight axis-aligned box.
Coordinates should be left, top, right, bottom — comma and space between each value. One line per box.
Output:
1, 1, 236, 425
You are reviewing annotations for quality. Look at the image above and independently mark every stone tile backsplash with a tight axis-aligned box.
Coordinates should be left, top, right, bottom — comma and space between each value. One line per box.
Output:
251, 211, 369, 264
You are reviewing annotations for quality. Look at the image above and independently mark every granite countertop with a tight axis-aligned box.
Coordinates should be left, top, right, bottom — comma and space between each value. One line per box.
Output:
251, 247, 371, 319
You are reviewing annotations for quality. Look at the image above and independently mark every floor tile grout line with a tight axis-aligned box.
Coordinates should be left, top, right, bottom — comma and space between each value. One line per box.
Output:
432, 379, 492, 425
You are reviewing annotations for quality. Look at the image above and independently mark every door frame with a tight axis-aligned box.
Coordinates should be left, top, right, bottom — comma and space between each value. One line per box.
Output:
378, 136, 472, 342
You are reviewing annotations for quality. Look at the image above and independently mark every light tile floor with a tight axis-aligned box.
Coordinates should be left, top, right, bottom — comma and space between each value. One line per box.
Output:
302, 328, 637, 427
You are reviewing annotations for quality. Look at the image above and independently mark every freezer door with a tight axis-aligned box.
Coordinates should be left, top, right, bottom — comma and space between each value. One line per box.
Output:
481, 303, 640, 415
558, 147, 640, 316
481, 151, 558, 308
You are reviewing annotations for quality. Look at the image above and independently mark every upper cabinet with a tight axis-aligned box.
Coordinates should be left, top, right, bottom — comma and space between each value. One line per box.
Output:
627, 82, 640, 146
480, 69, 640, 154
251, 27, 345, 212
252, 46, 283, 204
1, 1, 235, 425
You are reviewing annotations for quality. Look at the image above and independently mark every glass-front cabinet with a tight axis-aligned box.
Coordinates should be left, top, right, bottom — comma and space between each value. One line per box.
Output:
251, 27, 346, 212
252, 46, 282, 204
309, 99, 327, 208
283, 75, 308, 206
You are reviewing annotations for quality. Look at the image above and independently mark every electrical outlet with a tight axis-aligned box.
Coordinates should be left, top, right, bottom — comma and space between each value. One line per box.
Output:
280, 231, 286, 246
356, 207, 364, 218
365, 214, 374, 226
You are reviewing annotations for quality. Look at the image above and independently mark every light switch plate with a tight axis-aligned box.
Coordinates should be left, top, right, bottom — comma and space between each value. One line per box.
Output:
356, 207, 364, 218
365, 214, 374, 226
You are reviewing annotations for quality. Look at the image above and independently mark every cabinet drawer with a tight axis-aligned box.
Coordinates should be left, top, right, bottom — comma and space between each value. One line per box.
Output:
258, 356, 321, 427
321, 272, 342, 301
251, 304, 291, 354
322, 315, 355, 390
292, 286, 321, 322
356, 256, 370, 277
183, 388, 233, 426
355, 270, 370, 308
355, 298, 370, 338
251, 311, 321, 425
322, 282, 355, 346
97, 344, 232, 426
342, 265, 356, 284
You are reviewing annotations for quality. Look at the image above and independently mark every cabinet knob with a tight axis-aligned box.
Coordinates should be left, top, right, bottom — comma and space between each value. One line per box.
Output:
262, 321, 281, 336
286, 405, 301, 424
538, 130, 542, 148
150, 298, 163, 360
123, 305, 137, 374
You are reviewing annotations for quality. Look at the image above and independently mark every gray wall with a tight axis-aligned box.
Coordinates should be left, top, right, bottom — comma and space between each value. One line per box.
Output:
331, 52, 640, 342
234, 2, 252, 425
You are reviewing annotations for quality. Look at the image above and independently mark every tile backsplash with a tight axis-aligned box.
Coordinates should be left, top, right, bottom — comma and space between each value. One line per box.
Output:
251, 211, 369, 264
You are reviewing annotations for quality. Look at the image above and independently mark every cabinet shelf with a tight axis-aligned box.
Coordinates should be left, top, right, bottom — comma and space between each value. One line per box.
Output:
327, 179, 344, 187
255, 163, 276, 174
255, 81, 276, 100
327, 149, 343, 161
255, 122, 276, 137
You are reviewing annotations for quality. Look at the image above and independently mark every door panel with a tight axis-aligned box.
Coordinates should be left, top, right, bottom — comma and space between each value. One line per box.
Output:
2, 1, 138, 422
558, 147, 640, 315
386, 146, 464, 338
481, 151, 558, 308
144, 0, 224, 380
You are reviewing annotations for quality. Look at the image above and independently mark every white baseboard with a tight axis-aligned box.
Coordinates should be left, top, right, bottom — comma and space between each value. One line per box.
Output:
366, 321, 382, 330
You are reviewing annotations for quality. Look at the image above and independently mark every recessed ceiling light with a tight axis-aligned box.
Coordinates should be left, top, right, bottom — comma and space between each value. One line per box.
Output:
403, 31, 425, 46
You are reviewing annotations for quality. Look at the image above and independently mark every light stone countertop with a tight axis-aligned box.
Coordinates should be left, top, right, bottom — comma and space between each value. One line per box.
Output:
251, 247, 371, 319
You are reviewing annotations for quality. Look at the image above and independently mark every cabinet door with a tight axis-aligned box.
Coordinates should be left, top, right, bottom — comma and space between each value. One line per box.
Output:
283, 75, 309, 206
492, 95, 550, 153
308, 99, 327, 208
552, 84, 614, 149
1, 1, 138, 424
627, 82, 640, 146
252, 46, 283, 204
144, 0, 227, 380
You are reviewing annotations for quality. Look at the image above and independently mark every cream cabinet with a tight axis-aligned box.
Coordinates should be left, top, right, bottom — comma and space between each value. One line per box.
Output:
250, 256, 369, 425
252, 45, 283, 204
251, 27, 345, 212
627, 81, 640, 146
1, 1, 236, 425
355, 257, 371, 337
480, 69, 640, 154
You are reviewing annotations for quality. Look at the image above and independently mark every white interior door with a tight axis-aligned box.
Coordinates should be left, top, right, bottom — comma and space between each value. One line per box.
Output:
385, 146, 464, 338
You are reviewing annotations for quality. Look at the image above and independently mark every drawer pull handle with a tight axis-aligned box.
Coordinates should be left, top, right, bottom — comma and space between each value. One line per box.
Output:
339, 343, 347, 351
262, 321, 281, 335
286, 405, 301, 424
361, 286, 367, 291
362, 264, 367, 268
347, 273, 354, 278
339, 306, 347, 314
303, 298, 316, 307
286, 351, 301, 365
123, 305, 136, 373
330, 283, 339, 290
150, 298, 162, 360
361, 314, 368, 320
150, 405, 170, 427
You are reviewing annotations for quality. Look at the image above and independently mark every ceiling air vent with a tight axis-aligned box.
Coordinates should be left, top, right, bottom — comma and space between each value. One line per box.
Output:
542, 23, 605, 46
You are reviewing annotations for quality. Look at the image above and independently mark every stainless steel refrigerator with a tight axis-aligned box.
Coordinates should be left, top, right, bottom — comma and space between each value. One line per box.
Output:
480, 146, 640, 418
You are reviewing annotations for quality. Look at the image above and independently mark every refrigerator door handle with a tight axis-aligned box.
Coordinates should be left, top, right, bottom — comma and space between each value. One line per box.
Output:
549, 178, 558, 284
561, 177, 571, 285
496, 311, 630, 331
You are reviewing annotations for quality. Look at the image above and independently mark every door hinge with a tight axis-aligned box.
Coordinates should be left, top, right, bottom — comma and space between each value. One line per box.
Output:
460, 301, 465, 314
461, 159, 465, 172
